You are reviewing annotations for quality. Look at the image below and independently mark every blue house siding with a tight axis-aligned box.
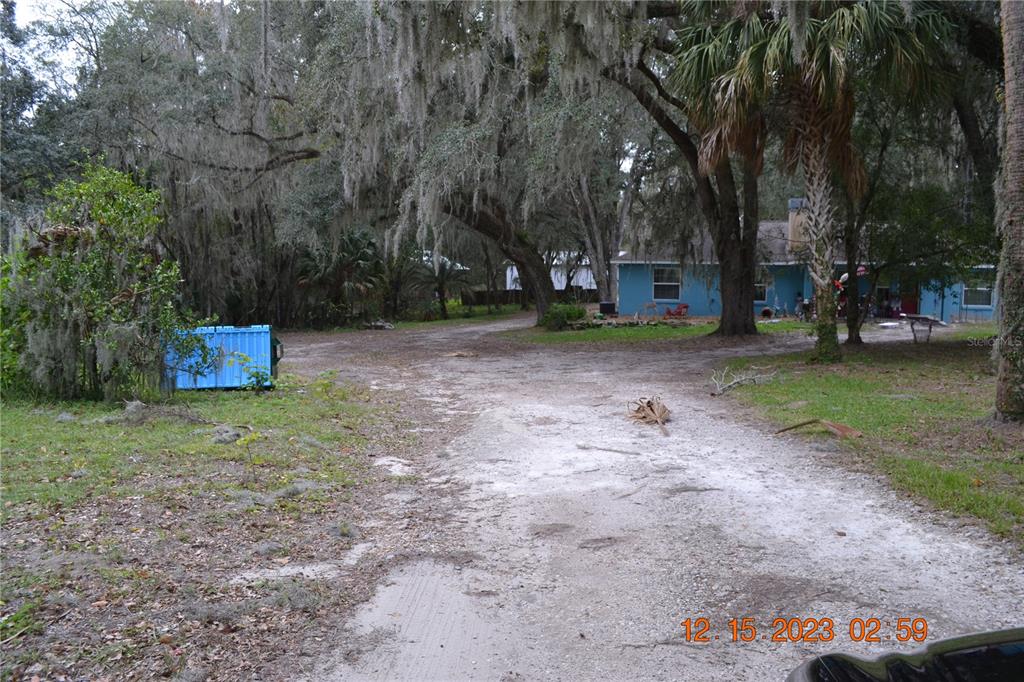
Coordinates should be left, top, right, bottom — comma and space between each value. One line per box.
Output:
919, 279, 998, 323
618, 264, 722, 316
618, 263, 813, 317
616, 262, 998, 323
759, 265, 806, 316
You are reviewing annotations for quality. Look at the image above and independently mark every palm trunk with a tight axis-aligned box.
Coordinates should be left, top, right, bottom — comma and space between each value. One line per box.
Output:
996, 0, 1024, 420
437, 283, 448, 319
802, 126, 841, 362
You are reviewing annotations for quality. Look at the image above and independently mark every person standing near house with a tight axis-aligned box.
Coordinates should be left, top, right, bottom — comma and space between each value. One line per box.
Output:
795, 292, 805, 321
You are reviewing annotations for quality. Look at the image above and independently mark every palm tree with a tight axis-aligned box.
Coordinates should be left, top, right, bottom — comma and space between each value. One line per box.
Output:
412, 256, 474, 320
672, 0, 950, 361
996, 0, 1024, 420
295, 231, 384, 325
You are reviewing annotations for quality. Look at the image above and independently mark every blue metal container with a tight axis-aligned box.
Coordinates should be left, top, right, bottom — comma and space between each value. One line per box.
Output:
167, 325, 274, 390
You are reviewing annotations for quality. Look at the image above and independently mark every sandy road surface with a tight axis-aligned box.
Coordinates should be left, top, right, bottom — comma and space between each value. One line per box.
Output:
281, 316, 1023, 681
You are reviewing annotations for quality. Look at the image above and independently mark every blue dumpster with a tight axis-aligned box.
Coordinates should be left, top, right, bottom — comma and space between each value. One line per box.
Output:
166, 325, 277, 390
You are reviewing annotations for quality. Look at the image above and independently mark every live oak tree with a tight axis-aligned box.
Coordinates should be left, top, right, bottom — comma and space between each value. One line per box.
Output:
310, 3, 660, 322
350, 1, 767, 335
12, 0, 1012, 360
996, 0, 1024, 421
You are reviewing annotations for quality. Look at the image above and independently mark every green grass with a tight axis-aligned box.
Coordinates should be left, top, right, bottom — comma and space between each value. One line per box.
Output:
0, 373, 390, 680
0, 373, 369, 517
945, 321, 999, 342
508, 318, 812, 344
726, 340, 1024, 541
754, 319, 815, 335
393, 303, 525, 329
512, 322, 716, 344
885, 458, 1024, 536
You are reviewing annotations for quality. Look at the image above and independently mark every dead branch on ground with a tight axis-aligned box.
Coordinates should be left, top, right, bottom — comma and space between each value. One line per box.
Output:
775, 418, 863, 439
709, 367, 777, 395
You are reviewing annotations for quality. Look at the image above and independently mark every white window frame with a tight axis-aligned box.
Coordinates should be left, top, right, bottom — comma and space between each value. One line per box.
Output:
962, 284, 993, 308
652, 266, 681, 301
754, 283, 767, 303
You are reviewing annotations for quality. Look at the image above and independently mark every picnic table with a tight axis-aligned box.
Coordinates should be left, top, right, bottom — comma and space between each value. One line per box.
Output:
899, 313, 947, 343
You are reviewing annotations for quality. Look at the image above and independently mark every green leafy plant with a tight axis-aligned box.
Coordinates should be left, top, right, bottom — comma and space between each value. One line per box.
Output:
540, 303, 587, 331
5, 164, 213, 400
0, 255, 34, 397
227, 352, 272, 391
235, 430, 264, 483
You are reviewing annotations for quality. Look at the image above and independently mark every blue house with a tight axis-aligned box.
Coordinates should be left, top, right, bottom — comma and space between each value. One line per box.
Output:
614, 218, 998, 324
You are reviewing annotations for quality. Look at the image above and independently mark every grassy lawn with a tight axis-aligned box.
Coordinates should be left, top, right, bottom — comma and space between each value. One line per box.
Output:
0, 373, 398, 679
393, 303, 526, 329
2, 374, 368, 515
944, 321, 999, 342
726, 336, 1024, 542
510, 318, 813, 344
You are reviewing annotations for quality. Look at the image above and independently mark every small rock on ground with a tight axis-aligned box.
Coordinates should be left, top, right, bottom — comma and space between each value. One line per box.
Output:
173, 665, 210, 682
254, 540, 285, 557
211, 425, 242, 445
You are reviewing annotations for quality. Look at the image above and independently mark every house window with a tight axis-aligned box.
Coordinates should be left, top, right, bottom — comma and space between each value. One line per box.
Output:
754, 283, 767, 302
963, 285, 993, 307
653, 267, 681, 300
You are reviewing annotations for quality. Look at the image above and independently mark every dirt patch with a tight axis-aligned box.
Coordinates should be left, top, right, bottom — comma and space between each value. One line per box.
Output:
577, 536, 628, 550
286, 317, 1023, 681
662, 484, 721, 496
529, 523, 575, 537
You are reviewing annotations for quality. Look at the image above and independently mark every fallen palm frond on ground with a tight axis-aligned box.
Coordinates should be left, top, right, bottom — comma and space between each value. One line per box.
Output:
628, 397, 670, 436
709, 367, 777, 395
775, 418, 863, 439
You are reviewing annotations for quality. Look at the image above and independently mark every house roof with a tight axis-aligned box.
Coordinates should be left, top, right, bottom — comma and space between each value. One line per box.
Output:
613, 221, 804, 266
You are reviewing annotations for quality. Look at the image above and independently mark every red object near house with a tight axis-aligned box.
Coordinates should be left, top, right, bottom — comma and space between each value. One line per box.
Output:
664, 303, 689, 318
901, 290, 919, 315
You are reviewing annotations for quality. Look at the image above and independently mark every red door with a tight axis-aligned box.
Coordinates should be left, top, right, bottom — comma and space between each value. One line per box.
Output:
901, 289, 919, 314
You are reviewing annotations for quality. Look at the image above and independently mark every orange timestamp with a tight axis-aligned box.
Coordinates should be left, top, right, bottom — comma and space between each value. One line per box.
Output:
680, 616, 929, 644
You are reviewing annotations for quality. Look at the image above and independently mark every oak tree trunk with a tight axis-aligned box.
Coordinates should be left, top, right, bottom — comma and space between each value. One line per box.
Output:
446, 195, 555, 324
714, 159, 760, 336
996, 0, 1024, 420
611, 68, 758, 336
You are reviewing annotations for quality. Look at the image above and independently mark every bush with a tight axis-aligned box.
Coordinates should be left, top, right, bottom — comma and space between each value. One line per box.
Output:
0, 257, 34, 397
541, 303, 587, 331
5, 164, 213, 401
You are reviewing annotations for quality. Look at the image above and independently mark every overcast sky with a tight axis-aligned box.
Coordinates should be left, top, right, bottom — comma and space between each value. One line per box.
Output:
12, 0, 81, 92
14, 0, 52, 28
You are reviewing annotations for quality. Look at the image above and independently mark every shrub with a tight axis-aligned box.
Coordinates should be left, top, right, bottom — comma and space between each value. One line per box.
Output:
0, 256, 34, 397
6, 164, 213, 401
541, 303, 587, 331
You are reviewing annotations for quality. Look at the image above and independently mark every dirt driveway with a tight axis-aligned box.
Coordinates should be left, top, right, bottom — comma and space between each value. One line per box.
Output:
280, 316, 1023, 681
